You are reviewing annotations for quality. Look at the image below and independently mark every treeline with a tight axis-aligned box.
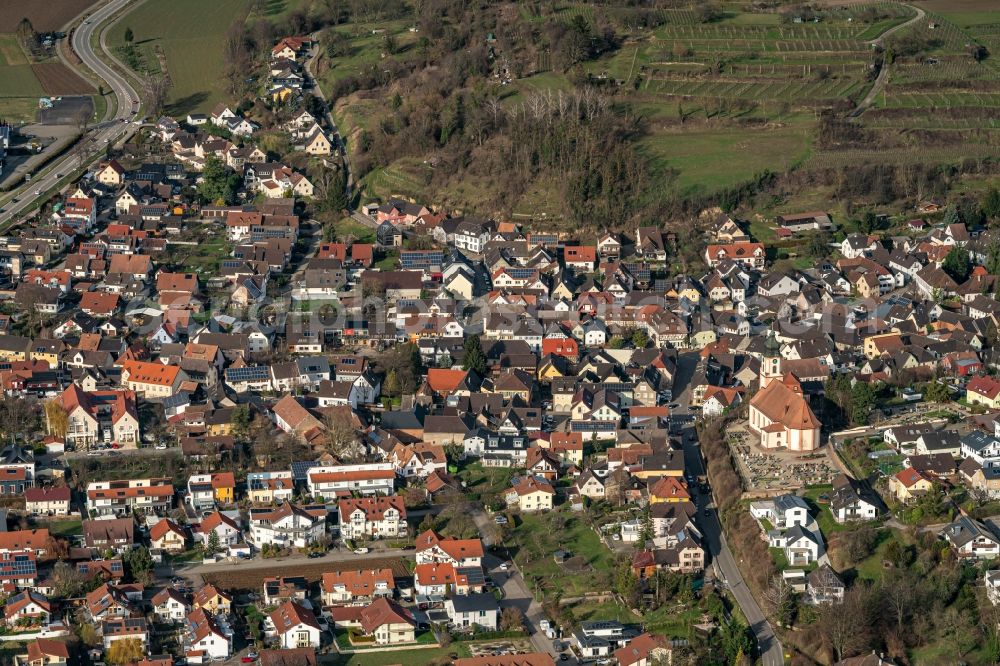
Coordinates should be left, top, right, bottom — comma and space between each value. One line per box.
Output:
351, 85, 657, 227
698, 419, 776, 596
787, 531, 1000, 664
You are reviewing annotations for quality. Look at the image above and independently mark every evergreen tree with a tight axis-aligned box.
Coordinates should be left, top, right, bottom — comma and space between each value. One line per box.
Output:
984, 187, 1000, 223
197, 156, 239, 205
124, 27, 134, 43
942, 203, 961, 227
638, 506, 653, 545
850, 382, 877, 426
232, 405, 251, 441
462, 335, 486, 374
206, 530, 221, 555
942, 246, 971, 282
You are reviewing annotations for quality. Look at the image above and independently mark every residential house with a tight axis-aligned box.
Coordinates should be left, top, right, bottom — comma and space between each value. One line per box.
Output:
321, 569, 395, 606
337, 496, 407, 540
268, 601, 321, 649
249, 503, 327, 548
445, 593, 499, 631
829, 474, 880, 523
505, 477, 555, 512
941, 516, 1000, 560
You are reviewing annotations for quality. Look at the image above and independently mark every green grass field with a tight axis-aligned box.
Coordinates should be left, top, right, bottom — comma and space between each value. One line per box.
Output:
0, 35, 45, 96
0, 97, 40, 123
108, 0, 248, 115
509, 510, 615, 600
638, 117, 813, 194
318, 20, 417, 90
0, 35, 28, 66
0, 68, 45, 96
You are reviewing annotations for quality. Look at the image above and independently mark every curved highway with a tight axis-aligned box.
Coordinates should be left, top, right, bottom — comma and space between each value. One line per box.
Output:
0, 0, 141, 228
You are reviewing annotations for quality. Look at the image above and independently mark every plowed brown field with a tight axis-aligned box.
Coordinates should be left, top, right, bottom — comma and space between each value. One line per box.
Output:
0, 1, 96, 32
32, 62, 93, 95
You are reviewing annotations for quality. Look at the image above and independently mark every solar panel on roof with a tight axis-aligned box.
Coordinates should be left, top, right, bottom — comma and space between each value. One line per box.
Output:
226, 366, 270, 381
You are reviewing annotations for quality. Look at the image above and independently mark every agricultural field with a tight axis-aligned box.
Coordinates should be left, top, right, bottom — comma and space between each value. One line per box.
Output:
0, 0, 95, 32
201, 555, 409, 591
845, 4, 1000, 167
637, 117, 814, 195
331, 1, 945, 212
107, 0, 250, 116
32, 62, 93, 95
0, 28, 95, 124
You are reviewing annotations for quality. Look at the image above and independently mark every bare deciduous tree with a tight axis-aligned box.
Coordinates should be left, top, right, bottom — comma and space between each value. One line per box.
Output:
144, 75, 172, 119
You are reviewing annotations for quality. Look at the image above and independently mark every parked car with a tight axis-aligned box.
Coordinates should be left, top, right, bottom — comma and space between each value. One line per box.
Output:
494, 515, 507, 525
353, 547, 369, 554
308, 551, 324, 558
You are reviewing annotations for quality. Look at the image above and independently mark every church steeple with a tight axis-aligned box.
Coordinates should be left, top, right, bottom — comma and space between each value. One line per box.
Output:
760, 331, 782, 389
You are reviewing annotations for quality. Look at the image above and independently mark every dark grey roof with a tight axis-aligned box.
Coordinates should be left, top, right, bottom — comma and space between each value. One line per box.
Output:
447, 592, 497, 613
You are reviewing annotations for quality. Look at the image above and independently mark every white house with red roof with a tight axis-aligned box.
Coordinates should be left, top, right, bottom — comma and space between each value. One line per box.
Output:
195, 511, 241, 547
415, 529, 484, 567
337, 497, 406, 540
185, 607, 233, 661
703, 242, 765, 269
321, 569, 395, 606
24, 486, 70, 516
48, 385, 139, 450
267, 601, 321, 649
61, 197, 96, 231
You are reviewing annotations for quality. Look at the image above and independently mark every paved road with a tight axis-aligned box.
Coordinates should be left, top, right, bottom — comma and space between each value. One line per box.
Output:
850, 4, 926, 117
680, 426, 784, 666
671, 351, 783, 666
0, 0, 140, 229
304, 34, 353, 194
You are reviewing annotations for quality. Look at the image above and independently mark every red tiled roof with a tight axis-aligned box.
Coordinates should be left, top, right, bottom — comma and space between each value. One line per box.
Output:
414, 529, 484, 560
321, 568, 395, 595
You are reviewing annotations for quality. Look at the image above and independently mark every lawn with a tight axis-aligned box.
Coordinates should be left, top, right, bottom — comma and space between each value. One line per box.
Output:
318, 20, 417, 89
168, 237, 233, 275
455, 462, 515, 501
640, 604, 704, 639
802, 484, 849, 535
107, 0, 248, 115
853, 528, 908, 583
637, 117, 813, 195
335, 218, 376, 244
569, 599, 641, 625
44, 519, 82, 538
0, 97, 39, 123
509, 510, 616, 600
253, 0, 310, 20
